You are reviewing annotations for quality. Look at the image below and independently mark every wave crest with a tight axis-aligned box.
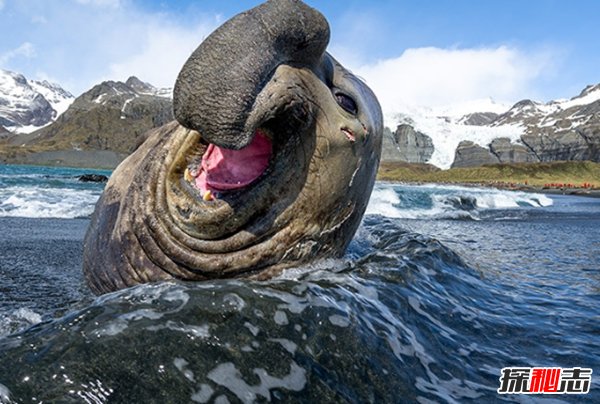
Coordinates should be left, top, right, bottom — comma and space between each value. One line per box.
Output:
0, 186, 101, 218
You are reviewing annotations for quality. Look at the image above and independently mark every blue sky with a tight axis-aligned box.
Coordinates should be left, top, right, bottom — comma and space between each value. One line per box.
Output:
1, 0, 599, 111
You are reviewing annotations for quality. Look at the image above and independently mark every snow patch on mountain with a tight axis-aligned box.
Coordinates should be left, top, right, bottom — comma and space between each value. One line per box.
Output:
29, 79, 74, 117
124, 76, 172, 99
87, 77, 171, 112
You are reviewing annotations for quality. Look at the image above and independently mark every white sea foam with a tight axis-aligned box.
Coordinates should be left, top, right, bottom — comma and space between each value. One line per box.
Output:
366, 184, 553, 220
0, 307, 43, 337
95, 309, 164, 337
364, 187, 403, 217
146, 321, 210, 339
0, 382, 10, 403
207, 361, 306, 402
0, 186, 101, 218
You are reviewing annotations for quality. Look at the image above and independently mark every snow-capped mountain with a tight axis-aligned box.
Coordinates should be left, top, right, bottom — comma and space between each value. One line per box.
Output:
2, 66, 598, 171
492, 84, 600, 128
0, 69, 74, 134
384, 84, 600, 168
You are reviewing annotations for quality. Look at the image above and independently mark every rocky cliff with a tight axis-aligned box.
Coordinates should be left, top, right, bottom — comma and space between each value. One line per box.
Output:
381, 124, 434, 164
489, 138, 538, 163
452, 141, 498, 168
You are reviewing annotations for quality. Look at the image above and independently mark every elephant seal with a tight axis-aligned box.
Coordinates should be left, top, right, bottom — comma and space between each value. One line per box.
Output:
83, 0, 383, 295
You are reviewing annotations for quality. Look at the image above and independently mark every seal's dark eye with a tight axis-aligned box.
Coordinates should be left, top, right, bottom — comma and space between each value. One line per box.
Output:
335, 92, 358, 115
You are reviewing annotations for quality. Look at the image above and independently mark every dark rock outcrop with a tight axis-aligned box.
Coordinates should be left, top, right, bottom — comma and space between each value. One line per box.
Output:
78, 174, 109, 183
394, 124, 434, 163
381, 124, 434, 163
452, 141, 499, 168
442, 195, 478, 211
489, 138, 538, 163
381, 127, 400, 162
521, 131, 591, 162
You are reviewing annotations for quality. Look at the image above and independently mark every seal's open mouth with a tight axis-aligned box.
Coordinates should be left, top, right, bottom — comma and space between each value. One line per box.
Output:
178, 64, 317, 203
191, 129, 273, 196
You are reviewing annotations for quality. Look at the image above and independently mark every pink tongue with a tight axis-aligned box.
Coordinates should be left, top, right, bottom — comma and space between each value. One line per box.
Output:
196, 130, 272, 193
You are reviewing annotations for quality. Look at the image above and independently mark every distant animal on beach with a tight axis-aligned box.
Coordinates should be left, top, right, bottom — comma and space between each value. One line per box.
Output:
83, 0, 383, 294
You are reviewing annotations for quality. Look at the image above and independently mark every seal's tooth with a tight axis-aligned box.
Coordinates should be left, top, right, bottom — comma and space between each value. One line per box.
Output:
184, 168, 194, 182
203, 190, 214, 201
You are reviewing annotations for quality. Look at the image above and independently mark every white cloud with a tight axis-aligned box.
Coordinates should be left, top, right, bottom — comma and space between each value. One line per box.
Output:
1, 2, 561, 106
349, 46, 557, 114
0, 42, 36, 65
0, 0, 221, 94
108, 22, 216, 89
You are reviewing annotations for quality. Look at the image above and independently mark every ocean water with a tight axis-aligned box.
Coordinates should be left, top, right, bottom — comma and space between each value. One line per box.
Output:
0, 164, 598, 402
0, 165, 109, 219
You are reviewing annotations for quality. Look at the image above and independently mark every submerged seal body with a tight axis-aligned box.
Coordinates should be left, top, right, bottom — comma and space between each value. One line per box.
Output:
83, 0, 383, 294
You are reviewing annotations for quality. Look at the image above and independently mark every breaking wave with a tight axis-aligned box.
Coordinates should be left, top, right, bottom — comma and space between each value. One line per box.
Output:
366, 183, 553, 220
0, 165, 108, 218
0, 186, 101, 218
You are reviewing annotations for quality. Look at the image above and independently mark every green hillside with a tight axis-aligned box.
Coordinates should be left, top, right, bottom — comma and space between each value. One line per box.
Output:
378, 161, 600, 188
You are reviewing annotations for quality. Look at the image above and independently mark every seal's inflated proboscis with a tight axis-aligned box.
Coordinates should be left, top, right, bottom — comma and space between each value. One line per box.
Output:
83, 0, 382, 294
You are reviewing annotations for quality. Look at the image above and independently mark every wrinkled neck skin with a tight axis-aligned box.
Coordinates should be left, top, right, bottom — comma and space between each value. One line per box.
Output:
83, 0, 383, 295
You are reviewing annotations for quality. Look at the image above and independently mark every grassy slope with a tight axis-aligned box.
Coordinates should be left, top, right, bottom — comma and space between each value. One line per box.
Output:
378, 161, 600, 187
